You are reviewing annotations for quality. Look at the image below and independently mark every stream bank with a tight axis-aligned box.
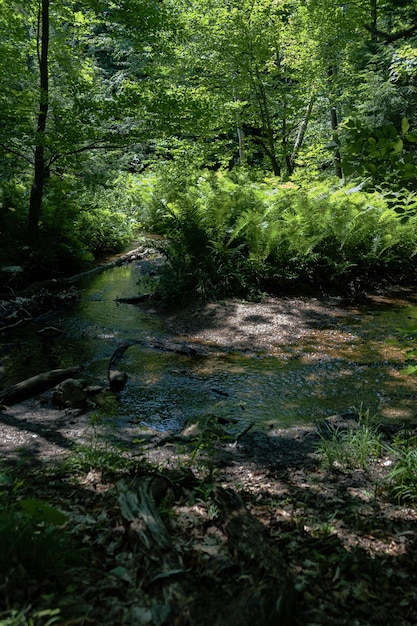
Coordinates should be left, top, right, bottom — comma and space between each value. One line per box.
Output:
1, 242, 417, 464
2, 249, 417, 625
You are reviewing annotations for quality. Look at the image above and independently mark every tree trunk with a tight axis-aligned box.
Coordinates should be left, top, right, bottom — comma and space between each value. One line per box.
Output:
250, 66, 281, 176
330, 105, 343, 179
289, 93, 315, 173
328, 66, 343, 179
28, 0, 50, 243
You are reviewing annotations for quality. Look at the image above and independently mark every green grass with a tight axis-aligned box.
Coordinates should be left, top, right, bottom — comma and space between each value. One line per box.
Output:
385, 433, 417, 504
317, 410, 383, 471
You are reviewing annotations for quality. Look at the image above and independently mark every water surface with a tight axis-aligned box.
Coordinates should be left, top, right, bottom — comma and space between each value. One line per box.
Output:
2, 260, 417, 433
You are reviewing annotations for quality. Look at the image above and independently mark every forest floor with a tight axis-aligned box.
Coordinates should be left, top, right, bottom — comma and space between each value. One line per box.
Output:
1, 261, 417, 625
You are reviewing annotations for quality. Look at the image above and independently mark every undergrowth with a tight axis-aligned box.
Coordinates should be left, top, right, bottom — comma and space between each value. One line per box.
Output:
386, 432, 417, 504
317, 408, 383, 471
134, 166, 417, 302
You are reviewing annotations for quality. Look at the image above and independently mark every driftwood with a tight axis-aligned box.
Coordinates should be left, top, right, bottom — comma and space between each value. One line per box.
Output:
0, 366, 82, 407
107, 338, 199, 393
108, 341, 135, 392
115, 294, 153, 304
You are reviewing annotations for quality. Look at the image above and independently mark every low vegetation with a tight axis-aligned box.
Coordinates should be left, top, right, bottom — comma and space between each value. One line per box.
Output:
131, 167, 417, 302
2, 410, 417, 626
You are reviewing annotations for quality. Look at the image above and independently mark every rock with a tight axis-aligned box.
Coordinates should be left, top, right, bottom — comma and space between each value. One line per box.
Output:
109, 369, 128, 392
52, 378, 89, 409
317, 413, 358, 437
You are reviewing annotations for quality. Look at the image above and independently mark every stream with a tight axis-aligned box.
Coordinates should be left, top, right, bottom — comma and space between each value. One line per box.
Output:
2, 254, 417, 435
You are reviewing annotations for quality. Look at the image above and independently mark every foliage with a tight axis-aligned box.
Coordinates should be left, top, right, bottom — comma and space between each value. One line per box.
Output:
317, 409, 383, 471
385, 432, 417, 504
0, 0, 416, 283
136, 167, 417, 301
0, 477, 85, 618
62, 435, 144, 476
342, 116, 417, 187
185, 414, 232, 482
0, 608, 61, 626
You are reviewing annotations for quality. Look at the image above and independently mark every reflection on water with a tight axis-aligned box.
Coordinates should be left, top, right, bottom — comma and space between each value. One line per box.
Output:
2, 260, 417, 431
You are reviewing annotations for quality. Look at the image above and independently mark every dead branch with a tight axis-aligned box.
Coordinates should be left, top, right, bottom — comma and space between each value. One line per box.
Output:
0, 366, 82, 407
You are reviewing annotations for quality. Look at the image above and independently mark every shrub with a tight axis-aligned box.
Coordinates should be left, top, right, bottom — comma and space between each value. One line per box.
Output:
134, 166, 417, 301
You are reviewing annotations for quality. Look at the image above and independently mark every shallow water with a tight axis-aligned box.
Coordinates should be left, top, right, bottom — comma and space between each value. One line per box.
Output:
2, 260, 417, 432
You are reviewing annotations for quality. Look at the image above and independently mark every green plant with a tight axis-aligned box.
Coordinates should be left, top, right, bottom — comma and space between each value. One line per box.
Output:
62, 437, 142, 475
385, 433, 417, 504
137, 166, 417, 301
342, 116, 417, 189
61, 415, 147, 476
185, 414, 231, 481
0, 482, 86, 620
318, 409, 383, 471
0, 608, 61, 626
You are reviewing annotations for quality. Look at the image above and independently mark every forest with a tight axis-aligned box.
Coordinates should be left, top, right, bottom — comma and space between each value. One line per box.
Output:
1, 0, 417, 297
2, 1, 417, 625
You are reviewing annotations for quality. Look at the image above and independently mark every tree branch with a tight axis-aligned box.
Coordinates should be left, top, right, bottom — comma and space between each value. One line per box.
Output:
0, 143, 34, 165
364, 23, 417, 42
47, 141, 130, 168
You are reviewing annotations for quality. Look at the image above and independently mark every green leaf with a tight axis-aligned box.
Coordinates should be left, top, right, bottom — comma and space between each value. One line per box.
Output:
391, 138, 404, 155
401, 117, 410, 134
400, 364, 417, 375
364, 162, 377, 174
110, 566, 134, 583
19, 499, 68, 526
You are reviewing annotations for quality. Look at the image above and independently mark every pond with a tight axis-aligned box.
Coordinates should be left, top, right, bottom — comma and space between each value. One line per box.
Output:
2, 255, 417, 434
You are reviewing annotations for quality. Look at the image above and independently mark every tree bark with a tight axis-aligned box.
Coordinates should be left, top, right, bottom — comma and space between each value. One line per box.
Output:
0, 366, 82, 406
28, 0, 50, 242
328, 66, 343, 179
289, 94, 315, 173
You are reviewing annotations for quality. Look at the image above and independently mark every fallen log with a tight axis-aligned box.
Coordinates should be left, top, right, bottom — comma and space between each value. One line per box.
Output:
0, 366, 82, 407
115, 294, 153, 304
107, 338, 199, 394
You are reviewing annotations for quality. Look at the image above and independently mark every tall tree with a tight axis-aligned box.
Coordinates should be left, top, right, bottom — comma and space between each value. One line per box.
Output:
29, 0, 50, 241
0, 0, 166, 244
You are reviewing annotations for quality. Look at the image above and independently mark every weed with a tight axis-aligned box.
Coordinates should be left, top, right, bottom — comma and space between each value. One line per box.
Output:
185, 414, 231, 481
385, 432, 417, 504
0, 608, 61, 626
318, 409, 383, 471
61, 429, 144, 476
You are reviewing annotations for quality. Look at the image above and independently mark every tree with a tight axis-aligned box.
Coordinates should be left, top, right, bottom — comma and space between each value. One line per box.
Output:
140, 0, 319, 176
29, 0, 50, 241
0, 0, 166, 246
